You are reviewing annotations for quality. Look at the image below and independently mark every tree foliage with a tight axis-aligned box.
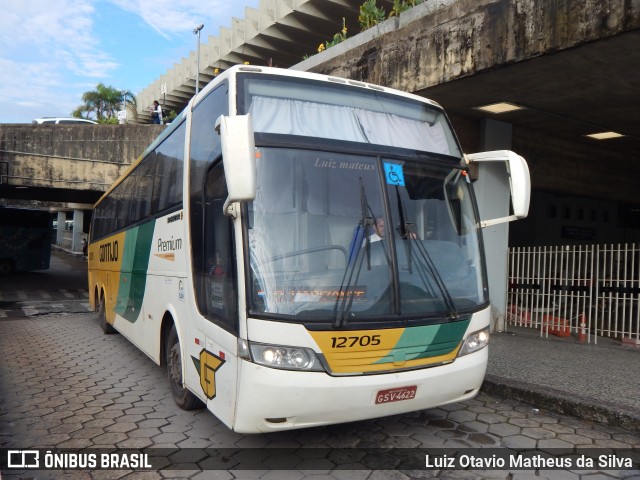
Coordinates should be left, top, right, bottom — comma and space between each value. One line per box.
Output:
73, 83, 138, 124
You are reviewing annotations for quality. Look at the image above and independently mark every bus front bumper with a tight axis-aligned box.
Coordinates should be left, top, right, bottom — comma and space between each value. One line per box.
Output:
230, 347, 487, 434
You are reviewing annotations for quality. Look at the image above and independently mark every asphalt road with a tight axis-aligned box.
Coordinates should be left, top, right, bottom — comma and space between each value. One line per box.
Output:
0, 248, 90, 318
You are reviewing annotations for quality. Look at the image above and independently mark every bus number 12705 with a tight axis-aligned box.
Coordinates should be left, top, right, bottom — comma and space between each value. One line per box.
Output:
331, 335, 382, 348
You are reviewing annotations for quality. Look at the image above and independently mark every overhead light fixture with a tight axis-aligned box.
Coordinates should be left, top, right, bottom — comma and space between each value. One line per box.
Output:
585, 131, 623, 140
474, 102, 525, 114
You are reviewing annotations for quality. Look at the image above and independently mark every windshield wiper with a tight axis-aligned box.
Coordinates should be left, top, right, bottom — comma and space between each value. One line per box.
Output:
408, 226, 459, 320
394, 186, 459, 320
360, 178, 373, 271
394, 187, 413, 274
333, 178, 377, 329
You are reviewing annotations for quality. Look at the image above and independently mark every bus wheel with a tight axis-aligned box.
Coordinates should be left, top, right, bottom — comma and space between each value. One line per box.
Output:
166, 325, 203, 410
97, 294, 116, 334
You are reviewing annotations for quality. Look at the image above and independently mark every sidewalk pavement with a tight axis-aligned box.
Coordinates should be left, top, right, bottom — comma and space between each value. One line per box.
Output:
483, 325, 640, 434
53, 244, 85, 257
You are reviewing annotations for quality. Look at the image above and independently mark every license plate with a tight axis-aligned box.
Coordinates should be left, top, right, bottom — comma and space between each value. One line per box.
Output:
375, 385, 417, 404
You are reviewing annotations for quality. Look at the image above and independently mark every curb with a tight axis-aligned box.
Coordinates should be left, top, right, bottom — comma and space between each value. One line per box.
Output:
481, 374, 640, 435
52, 244, 87, 261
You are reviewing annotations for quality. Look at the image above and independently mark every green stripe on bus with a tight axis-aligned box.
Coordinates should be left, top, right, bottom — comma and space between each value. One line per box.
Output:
374, 319, 470, 364
424, 318, 470, 356
114, 220, 156, 322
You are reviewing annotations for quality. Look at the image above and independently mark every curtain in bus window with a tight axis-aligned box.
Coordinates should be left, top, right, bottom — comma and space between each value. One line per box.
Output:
354, 109, 449, 155
249, 96, 450, 154
249, 96, 368, 142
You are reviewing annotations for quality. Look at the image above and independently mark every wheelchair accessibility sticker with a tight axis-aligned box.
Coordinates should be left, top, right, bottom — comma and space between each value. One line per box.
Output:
384, 163, 405, 186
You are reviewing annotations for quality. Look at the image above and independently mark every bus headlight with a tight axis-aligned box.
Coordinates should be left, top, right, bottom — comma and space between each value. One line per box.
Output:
458, 327, 489, 357
249, 342, 324, 371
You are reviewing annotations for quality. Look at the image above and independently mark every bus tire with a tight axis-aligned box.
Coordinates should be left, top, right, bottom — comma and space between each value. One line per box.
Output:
166, 325, 203, 410
97, 294, 116, 334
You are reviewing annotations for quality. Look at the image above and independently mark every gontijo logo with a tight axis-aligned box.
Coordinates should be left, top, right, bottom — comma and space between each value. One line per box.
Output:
99, 240, 119, 262
191, 349, 225, 400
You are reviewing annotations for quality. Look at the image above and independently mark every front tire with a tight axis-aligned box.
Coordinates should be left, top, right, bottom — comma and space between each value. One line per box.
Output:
166, 325, 203, 410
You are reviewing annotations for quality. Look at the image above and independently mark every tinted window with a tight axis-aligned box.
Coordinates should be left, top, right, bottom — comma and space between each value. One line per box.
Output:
92, 121, 186, 241
153, 122, 185, 212
130, 158, 155, 222
194, 162, 238, 331
189, 83, 228, 284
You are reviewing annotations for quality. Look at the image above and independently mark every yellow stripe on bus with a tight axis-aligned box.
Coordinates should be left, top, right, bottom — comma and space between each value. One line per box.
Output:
88, 231, 126, 325
309, 324, 464, 374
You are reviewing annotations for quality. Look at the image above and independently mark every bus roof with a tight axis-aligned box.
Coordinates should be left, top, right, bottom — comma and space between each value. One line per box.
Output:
94, 65, 445, 208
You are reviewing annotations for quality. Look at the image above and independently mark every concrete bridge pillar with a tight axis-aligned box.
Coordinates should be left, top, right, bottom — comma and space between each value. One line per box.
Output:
475, 119, 513, 332
56, 211, 66, 247
72, 209, 85, 253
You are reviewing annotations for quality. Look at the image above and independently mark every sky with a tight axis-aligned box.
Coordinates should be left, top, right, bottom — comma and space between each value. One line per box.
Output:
0, 0, 260, 123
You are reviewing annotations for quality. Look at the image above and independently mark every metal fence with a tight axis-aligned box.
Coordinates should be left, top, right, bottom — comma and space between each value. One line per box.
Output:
507, 244, 640, 344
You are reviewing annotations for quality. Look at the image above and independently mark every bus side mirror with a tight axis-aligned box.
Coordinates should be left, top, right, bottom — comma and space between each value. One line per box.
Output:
216, 114, 256, 204
465, 150, 531, 228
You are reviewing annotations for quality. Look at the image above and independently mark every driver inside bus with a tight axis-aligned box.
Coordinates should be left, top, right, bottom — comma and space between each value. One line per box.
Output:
368, 216, 386, 243
367, 216, 417, 243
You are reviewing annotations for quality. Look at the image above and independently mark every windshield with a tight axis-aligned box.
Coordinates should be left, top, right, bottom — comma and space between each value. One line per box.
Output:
246, 147, 488, 325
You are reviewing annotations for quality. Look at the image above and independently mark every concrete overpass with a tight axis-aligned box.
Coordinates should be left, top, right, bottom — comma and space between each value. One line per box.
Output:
136, 0, 398, 122
290, 0, 640, 245
1, 0, 639, 250
134, 0, 640, 245
0, 124, 162, 250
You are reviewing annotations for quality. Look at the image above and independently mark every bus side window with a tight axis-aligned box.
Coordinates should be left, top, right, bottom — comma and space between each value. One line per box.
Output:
199, 161, 238, 332
152, 123, 185, 215
189, 82, 227, 297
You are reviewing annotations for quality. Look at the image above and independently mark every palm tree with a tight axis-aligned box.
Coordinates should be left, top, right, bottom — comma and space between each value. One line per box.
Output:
73, 84, 138, 123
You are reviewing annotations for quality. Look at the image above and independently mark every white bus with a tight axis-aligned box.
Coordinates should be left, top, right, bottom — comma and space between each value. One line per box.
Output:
88, 65, 530, 433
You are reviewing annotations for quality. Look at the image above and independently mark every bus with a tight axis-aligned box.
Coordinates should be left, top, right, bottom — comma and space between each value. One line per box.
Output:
0, 207, 51, 274
88, 65, 530, 433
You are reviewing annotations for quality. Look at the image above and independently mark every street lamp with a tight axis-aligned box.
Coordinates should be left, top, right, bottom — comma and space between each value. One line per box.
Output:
193, 23, 204, 95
